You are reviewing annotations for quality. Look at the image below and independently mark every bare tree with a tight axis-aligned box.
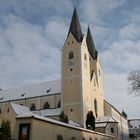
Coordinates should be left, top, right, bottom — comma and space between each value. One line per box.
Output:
127, 70, 140, 96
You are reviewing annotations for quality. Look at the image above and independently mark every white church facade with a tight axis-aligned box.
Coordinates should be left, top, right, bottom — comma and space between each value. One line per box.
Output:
0, 7, 129, 140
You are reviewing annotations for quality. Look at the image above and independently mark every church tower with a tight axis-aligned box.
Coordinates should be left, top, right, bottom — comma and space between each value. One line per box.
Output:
61, 7, 104, 128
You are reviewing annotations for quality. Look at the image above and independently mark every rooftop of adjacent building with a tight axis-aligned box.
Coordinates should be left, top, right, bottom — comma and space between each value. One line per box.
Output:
0, 79, 61, 103
128, 119, 140, 129
96, 116, 117, 128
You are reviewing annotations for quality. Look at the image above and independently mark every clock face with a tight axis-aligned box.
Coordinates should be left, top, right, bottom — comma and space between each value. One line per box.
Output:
68, 59, 74, 66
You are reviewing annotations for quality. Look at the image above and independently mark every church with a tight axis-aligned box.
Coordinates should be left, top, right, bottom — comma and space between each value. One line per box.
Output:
0, 7, 129, 140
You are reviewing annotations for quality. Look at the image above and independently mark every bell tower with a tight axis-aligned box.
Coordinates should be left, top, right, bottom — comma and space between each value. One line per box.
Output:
61, 7, 104, 128
61, 7, 85, 126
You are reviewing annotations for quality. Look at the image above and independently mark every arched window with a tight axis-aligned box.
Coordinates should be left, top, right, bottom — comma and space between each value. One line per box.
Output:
90, 70, 94, 81
94, 99, 98, 117
86, 111, 95, 130
30, 104, 36, 111
7, 108, 9, 113
57, 100, 61, 108
84, 53, 87, 61
43, 102, 50, 109
111, 127, 114, 133
98, 69, 101, 76
71, 137, 76, 140
69, 51, 74, 59
57, 135, 63, 140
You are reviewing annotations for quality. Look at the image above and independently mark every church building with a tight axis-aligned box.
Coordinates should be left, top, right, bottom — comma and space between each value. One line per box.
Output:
0, 7, 129, 140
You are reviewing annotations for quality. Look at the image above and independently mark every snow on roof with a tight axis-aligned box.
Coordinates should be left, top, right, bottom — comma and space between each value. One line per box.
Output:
32, 108, 62, 117
68, 120, 80, 127
11, 102, 61, 117
96, 116, 117, 123
17, 113, 82, 129
17, 113, 115, 138
0, 80, 61, 103
128, 120, 140, 129
95, 116, 117, 128
96, 123, 107, 128
11, 103, 31, 115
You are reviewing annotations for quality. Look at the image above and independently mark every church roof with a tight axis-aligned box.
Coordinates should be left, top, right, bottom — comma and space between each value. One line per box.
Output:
95, 116, 117, 128
10, 102, 62, 117
96, 116, 117, 123
0, 80, 61, 103
68, 7, 83, 42
33, 108, 62, 117
86, 27, 98, 59
11, 103, 31, 115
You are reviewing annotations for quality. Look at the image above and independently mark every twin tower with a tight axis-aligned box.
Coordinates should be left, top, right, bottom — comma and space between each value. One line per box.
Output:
61, 7, 104, 128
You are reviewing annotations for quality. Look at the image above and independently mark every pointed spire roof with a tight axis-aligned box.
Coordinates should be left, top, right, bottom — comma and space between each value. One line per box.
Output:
68, 7, 83, 42
86, 26, 98, 60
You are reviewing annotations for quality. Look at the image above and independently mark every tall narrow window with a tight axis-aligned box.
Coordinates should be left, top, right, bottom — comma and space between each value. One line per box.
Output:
71, 137, 76, 140
43, 102, 50, 109
84, 53, 87, 61
98, 69, 101, 76
94, 99, 98, 117
94, 79, 96, 86
90, 70, 94, 81
57, 100, 61, 108
111, 128, 114, 133
57, 135, 63, 140
69, 51, 74, 59
30, 104, 36, 111
19, 124, 30, 140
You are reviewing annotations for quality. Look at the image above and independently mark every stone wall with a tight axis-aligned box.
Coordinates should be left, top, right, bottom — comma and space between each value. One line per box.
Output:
15, 116, 116, 140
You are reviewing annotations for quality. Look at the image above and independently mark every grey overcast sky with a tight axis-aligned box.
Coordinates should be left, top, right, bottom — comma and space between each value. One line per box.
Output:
0, 0, 140, 119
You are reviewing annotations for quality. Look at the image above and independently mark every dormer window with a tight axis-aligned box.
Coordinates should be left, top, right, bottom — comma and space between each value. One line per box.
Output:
69, 51, 74, 60
46, 88, 51, 93
21, 92, 26, 97
0, 97, 4, 100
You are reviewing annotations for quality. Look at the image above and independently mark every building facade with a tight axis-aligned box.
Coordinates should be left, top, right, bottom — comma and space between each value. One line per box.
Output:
128, 119, 140, 140
104, 100, 129, 140
0, 7, 129, 140
61, 7, 104, 128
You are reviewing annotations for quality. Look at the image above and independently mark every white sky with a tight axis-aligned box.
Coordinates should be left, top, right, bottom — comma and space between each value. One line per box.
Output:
0, 0, 140, 119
